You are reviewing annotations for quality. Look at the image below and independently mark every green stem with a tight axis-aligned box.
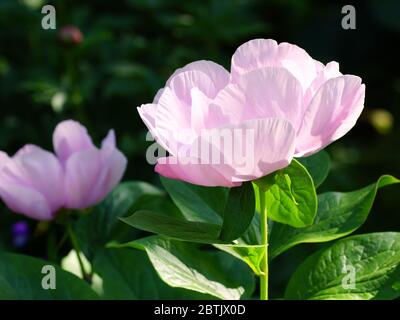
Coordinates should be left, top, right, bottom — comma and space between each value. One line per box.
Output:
67, 222, 90, 283
259, 188, 269, 300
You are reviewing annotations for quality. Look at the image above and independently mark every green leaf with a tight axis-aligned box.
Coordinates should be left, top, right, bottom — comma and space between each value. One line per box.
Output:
160, 176, 228, 224
219, 182, 255, 242
285, 232, 400, 300
75, 181, 164, 259
121, 210, 222, 243
270, 175, 400, 260
255, 159, 317, 228
115, 236, 255, 300
213, 244, 265, 275
0, 252, 98, 299
92, 248, 211, 299
214, 214, 264, 275
239, 213, 261, 245
297, 150, 331, 188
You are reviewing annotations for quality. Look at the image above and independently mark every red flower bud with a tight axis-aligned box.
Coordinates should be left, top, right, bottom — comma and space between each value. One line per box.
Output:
58, 25, 83, 46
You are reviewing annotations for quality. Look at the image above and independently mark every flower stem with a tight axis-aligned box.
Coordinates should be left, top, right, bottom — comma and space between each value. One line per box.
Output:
67, 222, 91, 283
259, 187, 269, 300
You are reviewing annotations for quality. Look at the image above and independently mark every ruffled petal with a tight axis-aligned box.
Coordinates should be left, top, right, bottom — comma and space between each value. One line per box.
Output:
0, 183, 53, 220
0, 145, 64, 219
196, 118, 296, 182
93, 135, 127, 205
167, 60, 229, 94
303, 61, 342, 106
213, 67, 304, 130
101, 129, 116, 149
155, 118, 296, 186
155, 87, 195, 155
0, 151, 10, 170
296, 75, 365, 157
64, 132, 127, 209
63, 148, 102, 209
53, 120, 94, 163
231, 39, 318, 90
155, 156, 240, 187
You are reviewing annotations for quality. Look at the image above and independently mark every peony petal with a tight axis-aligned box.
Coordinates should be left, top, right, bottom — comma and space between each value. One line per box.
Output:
155, 156, 240, 187
167, 60, 229, 94
231, 39, 279, 77
155, 118, 296, 186
92, 136, 127, 205
63, 148, 102, 209
0, 183, 53, 220
155, 87, 195, 155
137, 103, 173, 154
214, 67, 304, 130
0, 145, 64, 219
153, 88, 165, 104
303, 61, 342, 106
137, 104, 157, 135
53, 120, 94, 163
101, 129, 116, 149
231, 39, 318, 90
64, 134, 127, 209
239, 67, 304, 130
0, 151, 10, 170
195, 118, 297, 182
296, 75, 365, 157
168, 70, 217, 103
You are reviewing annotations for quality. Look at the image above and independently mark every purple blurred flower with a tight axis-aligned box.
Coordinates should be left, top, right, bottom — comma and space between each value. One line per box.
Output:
0, 146, 65, 220
0, 120, 127, 220
53, 120, 127, 209
11, 221, 30, 248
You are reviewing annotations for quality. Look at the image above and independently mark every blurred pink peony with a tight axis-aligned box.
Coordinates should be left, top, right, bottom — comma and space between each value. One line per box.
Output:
53, 120, 127, 210
0, 120, 127, 220
138, 39, 365, 187
0, 146, 65, 220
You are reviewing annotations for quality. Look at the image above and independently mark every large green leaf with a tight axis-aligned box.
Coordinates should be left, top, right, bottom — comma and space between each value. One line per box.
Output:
160, 176, 228, 224
121, 210, 222, 243
213, 244, 265, 275
122, 181, 256, 244
285, 232, 400, 300
0, 252, 98, 299
92, 248, 211, 299
270, 175, 400, 259
255, 159, 317, 228
297, 150, 331, 188
214, 214, 264, 275
219, 182, 255, 242
74, 181, 165, 259
114, 236, 255, 300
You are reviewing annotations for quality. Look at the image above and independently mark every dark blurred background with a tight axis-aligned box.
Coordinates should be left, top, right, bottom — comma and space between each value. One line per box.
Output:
0, 0, 399, 298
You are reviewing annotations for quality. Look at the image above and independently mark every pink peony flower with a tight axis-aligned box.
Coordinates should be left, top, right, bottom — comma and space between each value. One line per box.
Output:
0, 146, 65, 220
53, 120, 127, 209
138, 39, 365, 187
0, 120, 127, 220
